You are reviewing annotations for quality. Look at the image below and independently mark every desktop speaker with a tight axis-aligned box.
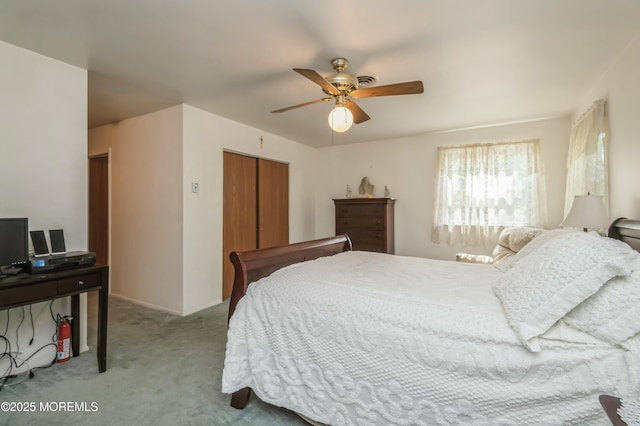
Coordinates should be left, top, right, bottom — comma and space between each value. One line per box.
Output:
30, 230, 49, 256
49, 229, 66, 254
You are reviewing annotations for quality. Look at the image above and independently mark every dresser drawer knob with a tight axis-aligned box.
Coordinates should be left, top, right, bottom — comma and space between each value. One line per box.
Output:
78, 280, 85, 285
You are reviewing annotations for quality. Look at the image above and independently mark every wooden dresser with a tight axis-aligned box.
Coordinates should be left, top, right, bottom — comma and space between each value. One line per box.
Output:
334, 198, 395, 254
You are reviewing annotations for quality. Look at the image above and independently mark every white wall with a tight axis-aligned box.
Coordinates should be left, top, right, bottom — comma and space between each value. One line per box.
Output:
182, 105, 317, 312
315, 117, 571, 260
89, 104, 317, 315
0, 41, 88, 371
89, 106, 184, 314
573, 33, 640, 219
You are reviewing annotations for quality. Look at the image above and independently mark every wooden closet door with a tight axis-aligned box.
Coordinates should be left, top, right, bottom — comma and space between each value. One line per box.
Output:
223, 152, 257, 299
89, 155, 109, 266
258, 158, 289, 249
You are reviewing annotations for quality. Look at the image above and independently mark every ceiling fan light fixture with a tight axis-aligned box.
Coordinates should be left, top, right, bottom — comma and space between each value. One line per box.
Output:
275, 57, 423, 131
328, 105, 353, 132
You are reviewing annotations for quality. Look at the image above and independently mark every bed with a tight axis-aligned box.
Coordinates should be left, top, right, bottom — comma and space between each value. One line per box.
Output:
222, 219, 640, 425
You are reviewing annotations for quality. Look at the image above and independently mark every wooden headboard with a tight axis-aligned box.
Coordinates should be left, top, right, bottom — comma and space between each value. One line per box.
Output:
226, 234, 352, 410
609, 218, 640, 252
227, 235, 352, 322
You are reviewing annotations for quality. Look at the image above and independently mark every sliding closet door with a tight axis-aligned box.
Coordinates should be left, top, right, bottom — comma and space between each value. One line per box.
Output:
222, 152, 257, 300
257, 158, 289, 249
223, 152, 289, 299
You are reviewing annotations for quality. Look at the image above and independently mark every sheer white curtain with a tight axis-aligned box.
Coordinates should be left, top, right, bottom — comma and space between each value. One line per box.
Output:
432, 139, 547, 247
564, 100, 608, 215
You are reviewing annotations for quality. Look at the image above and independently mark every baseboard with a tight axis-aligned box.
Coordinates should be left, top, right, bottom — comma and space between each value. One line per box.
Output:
109, 292, 183, 316
182, 299, 223, 316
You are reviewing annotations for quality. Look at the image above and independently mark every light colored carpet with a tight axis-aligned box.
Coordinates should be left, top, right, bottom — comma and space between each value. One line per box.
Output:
1, 295, 307, 426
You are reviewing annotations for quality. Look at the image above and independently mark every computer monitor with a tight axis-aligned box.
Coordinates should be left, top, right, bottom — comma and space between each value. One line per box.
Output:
0, 217, 28, 271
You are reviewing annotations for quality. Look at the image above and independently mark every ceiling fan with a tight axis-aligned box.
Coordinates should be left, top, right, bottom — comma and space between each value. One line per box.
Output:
272, 58, 424, 132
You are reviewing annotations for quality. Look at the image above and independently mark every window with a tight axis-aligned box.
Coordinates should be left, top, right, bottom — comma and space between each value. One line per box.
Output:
432, 139, 546, 247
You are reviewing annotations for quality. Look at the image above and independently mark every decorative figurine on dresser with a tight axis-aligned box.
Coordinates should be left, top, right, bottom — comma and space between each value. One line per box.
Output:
335, 177, 395, 254
358, 176, 375, 197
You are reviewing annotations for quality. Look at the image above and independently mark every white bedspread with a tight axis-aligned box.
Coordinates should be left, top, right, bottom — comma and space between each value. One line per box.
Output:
222, 251, 640, 425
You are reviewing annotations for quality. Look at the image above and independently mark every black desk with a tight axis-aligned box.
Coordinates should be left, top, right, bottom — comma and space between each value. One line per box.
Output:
0, 265, 109, 373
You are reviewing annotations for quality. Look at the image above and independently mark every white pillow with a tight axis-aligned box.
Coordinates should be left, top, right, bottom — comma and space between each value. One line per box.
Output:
493, 231, 637, 352
563, 257, 640, 344
494, 228, 574, 272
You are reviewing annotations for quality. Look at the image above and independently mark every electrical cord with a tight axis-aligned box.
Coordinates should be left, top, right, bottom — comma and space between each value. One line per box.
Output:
14, 306, 25, 362
49, 301, 57, 339
2, 310, 8, 336
28, 305, 34, 345
1, 339, 57, 391
0, 301, 60, 391
0, 335, 15, 390
0, 356, 31, 387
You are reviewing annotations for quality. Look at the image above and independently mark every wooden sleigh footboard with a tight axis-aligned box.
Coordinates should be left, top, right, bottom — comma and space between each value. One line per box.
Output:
227, 234, 352, 409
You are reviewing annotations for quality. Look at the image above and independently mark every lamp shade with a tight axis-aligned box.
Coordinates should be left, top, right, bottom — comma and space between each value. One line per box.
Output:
559, 194, 609, 230
328, 106, 353, 132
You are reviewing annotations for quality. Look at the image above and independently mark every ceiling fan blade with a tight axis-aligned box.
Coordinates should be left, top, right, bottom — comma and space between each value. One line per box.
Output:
345, 100, 370, 124
271, 98, 330, 113
293, 68, 340, 96
350, 80, 424, 99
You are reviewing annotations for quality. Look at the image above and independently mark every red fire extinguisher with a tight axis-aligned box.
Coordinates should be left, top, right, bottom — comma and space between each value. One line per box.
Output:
57, 316, 72, 363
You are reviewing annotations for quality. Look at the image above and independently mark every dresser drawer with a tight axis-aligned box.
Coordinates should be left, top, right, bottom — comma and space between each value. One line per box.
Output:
342, 228, 384, 241
336, 204, 385, 218
356, 243, 385, 253
336, 217, 385, 231
57, 273, 101, 294
1, 283, 58, 308
353, 232, 385, 245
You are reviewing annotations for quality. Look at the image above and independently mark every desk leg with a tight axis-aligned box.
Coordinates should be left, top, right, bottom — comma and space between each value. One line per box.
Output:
71, 294, 80, 358
97, 281, 109, 373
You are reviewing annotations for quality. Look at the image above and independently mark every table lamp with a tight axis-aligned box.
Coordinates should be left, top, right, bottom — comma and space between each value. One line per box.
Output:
560, 194, 609, 231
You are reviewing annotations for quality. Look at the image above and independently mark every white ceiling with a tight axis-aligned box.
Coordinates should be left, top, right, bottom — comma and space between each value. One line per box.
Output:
1, 0, 639, 147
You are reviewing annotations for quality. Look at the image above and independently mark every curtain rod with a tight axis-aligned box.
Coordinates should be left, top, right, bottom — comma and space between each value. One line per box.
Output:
437, 138, 539, 150
573, 99, 606, 128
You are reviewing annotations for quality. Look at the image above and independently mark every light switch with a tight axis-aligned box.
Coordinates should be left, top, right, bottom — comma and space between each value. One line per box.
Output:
191, 182, 199, 193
